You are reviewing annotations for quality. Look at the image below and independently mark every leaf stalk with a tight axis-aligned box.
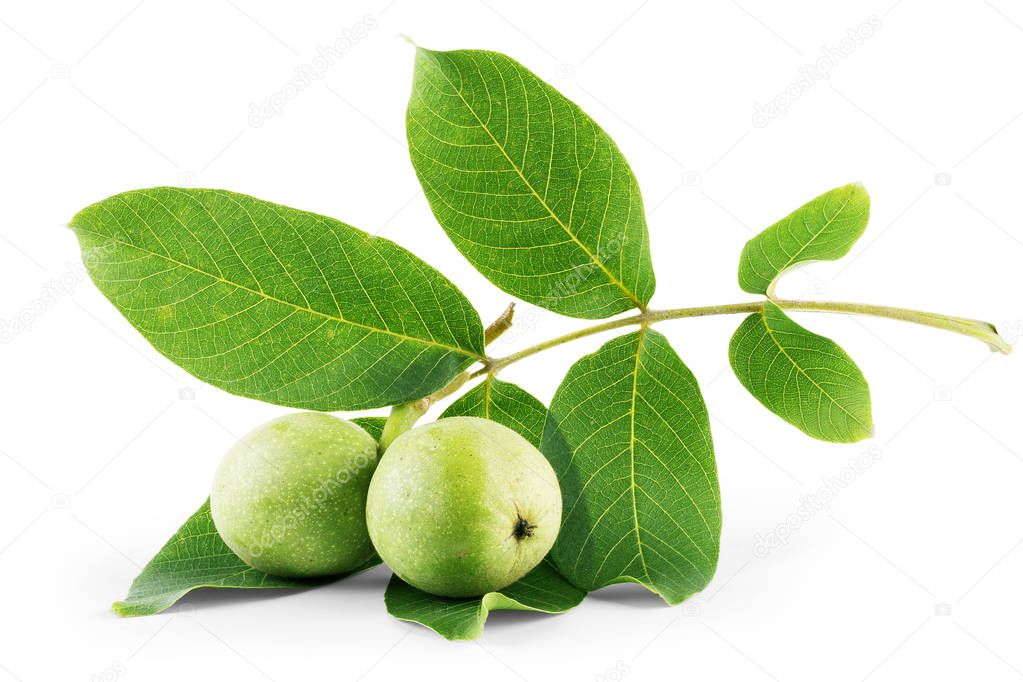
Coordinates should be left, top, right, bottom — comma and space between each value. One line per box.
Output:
480, 298, 1011, 377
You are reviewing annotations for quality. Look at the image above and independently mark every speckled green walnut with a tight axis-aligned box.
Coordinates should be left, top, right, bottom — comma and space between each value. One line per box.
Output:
366, 417, 562, 597
211, 412, 379, 577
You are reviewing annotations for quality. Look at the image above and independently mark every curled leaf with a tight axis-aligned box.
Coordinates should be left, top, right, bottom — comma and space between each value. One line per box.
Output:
738, 183, 870, 295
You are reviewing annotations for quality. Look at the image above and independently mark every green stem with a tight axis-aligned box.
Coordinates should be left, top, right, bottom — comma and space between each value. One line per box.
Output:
480, 298, 1010, 376
379, 401, 427, 451
379, 370, 475, 451
764, 300, 1010, 353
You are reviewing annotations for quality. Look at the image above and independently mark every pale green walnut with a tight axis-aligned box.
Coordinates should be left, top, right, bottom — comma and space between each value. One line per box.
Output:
210, 412, 379, 577
366, 416, 562, 597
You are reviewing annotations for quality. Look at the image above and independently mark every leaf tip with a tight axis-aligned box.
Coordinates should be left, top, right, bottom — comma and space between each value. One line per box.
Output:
408, 38, 441, 60
839, 416, 874, 443
850, 180, 870, 203
111, 600, 136, 617
857, 407, 875, 442
67, 207, 89, 234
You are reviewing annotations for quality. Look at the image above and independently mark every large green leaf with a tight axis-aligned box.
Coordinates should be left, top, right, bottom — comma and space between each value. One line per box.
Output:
384, 377, 583, 639
738, 183, 870, 295
729, 302, 873, 442
384, 559, 585, 640
70, 188, 485, 411
407, 47, 655, 319
113, 499, 379, 616
440, 376, 546, 446
542, 329, 720, 604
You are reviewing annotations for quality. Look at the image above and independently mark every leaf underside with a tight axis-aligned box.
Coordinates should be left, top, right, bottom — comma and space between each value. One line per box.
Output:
407, 47, 655, 319
738, 183, 870, 295
542, 329, 720, 605
112, 499, 379, 617
384, 377, 583, 639
384, 559, 585, 640
70, 188, 485, 411
729, 302, 873, 443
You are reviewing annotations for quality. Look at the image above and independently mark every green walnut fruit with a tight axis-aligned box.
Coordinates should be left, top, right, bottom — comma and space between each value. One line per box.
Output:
210, 412, 379, 577
366, 416, 562, 597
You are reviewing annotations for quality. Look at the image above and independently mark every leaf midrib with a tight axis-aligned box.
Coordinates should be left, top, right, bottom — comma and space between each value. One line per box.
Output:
424, 52, 644, 310
73, 226, 484, 360
759, 303, 869, 433
628, 326, 650, 581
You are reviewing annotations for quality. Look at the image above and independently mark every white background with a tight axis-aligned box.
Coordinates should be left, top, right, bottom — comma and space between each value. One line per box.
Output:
1, 1, 1021, 680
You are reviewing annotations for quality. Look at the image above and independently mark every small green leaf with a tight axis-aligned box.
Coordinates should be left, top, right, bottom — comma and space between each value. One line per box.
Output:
112, 499, 378, 616
738, 183, 870, 295
441, 376, 547, 447
407, 47, 655, 319
352, 416, 387, 442
70, 188, 485, 411
729, 302, 873, 442
543, 329, 720, 605
384, 559, 585, 640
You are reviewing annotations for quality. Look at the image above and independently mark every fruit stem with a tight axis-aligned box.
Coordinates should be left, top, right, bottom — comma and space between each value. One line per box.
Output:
477, 298, 1010, 376
379, 401, 427, 451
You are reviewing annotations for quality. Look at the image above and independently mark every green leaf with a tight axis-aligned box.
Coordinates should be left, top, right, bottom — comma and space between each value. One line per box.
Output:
70, 188, 485, 411
113, 499, 378, 616
542, 329, 720, 604
407, 47, 655, 319
738, 183, 870, 295
440, 376, 546, 447
729, 302, 873, 443
352, 416, 387, 442
384, 559, 585, 640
